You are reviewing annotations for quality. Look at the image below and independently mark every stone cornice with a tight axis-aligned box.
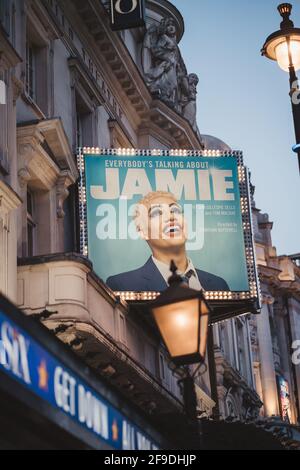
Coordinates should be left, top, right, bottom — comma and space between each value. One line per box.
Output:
0, 25, 22, 70
0, 180, 22, 212
17, 254, 186, 420
148, 100, 204, 150
49, 0, 203, 150
17, 119, 78, 190
27, 0, 62, 42
17, 251, 127, 312
53, 0, 145, 130
195, 383, 216, 414
216, 355, 262, 406
68, 56, 105, 108
258, 264, 282, 283
37, 118, 78, 179
138, 121, 178, 149
278, 255, 300, 281
108, 119, 135, 148
260, 279, 300, 301
275, 281, 300, 298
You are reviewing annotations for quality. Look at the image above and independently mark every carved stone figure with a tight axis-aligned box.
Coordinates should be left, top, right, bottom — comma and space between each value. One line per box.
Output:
142, 18, 185, 108
142, 18, 193, 109
142, 17, 202, 139
180, 73, 199, 131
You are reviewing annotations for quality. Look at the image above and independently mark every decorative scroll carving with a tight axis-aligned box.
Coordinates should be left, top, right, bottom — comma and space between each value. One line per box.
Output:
17, 142, 36, 188
56, 172, 73, 218
12, 76, 24, 105
18, 167, 31, 188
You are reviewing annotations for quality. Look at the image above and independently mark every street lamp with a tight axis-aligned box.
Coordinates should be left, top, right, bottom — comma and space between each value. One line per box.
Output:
261, 3, 300, 173
150, 261, 211, 449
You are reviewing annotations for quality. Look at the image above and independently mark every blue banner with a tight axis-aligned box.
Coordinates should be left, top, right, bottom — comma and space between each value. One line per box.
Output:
0, 309, 159, 450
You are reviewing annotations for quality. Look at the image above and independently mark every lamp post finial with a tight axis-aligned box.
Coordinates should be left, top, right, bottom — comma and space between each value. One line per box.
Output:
278, 3, 294, 29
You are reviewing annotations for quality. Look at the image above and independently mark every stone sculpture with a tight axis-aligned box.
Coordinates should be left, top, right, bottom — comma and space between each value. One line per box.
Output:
180, 73, 199, 132
142, 17, 200, 133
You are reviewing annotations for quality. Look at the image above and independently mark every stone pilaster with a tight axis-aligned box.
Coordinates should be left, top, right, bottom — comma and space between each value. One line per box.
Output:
256, 295, 279, 416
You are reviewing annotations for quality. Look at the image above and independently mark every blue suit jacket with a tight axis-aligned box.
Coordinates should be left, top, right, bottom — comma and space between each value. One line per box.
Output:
106, 257, 230, 292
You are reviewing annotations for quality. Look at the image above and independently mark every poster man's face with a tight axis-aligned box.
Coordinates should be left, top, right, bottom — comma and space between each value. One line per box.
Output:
136, 194, 188, 252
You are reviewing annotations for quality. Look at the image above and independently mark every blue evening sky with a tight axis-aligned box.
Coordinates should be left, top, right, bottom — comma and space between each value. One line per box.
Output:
171, 0, 300, 255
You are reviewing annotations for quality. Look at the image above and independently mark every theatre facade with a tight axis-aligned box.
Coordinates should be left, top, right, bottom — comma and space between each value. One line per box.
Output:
0, 0, 300, 449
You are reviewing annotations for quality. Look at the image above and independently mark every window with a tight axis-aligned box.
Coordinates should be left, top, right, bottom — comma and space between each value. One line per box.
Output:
11, 3, 16, 47
27, 190, 36, 257
76, 112, 83, 149
159, 353, 166, 382
63, 184, 77, 252
26, 42, 36, 101
0, 0, 10, 35
0, 71, 8, 173
144, 343, 159, 378
25, 23, 50, 115
75, 93, 94, 149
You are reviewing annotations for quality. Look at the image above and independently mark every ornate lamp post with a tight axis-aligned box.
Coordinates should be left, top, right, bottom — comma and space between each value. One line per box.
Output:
261, 3, 300, 174
151, 261, 210, 367
150, 261, 211, 448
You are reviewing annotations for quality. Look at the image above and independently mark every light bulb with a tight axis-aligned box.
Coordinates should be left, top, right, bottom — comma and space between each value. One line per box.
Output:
275, 39, 300, 71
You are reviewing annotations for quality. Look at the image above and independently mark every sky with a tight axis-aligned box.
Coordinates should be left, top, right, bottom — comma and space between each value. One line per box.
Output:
171, 0, 300, 255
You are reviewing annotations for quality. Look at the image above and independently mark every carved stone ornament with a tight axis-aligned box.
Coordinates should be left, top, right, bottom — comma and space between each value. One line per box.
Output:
142, 17, 200, 134
261, 293, 275, 305
56, 172, 72, 218
249, 323, 258, 347
17, 142, 36, 188
18, 167, 31, 188
12, 76, 24, 105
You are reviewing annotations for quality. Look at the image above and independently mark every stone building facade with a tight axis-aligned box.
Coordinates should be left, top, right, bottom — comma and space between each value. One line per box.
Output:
250, 194, 300, 428
0, 0, 299, 447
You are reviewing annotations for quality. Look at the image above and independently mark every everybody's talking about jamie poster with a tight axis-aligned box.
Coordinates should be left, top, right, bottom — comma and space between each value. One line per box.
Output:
83, 152, 249, 293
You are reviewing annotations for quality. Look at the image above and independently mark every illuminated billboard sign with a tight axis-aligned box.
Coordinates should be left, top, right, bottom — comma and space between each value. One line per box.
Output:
78, 148, 260, 321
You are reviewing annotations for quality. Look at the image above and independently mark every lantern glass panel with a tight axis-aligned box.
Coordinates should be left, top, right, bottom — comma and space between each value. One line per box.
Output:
152, 298, 201, 359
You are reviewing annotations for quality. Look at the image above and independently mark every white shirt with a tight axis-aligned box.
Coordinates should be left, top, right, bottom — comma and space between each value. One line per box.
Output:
152, 256, 203, 291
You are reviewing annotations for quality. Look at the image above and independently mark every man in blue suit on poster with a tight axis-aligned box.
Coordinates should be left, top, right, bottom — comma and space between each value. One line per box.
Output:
106, 191, 229, 292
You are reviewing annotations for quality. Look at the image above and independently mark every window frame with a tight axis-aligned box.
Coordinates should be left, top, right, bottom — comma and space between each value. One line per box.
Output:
25, 42, 36, 101
0, 0, 11, 36
26, 189, 36, 257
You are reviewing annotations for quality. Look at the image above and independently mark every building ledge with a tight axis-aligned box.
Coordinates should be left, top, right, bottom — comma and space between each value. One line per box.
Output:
18, 118, 78, 177
55, 0, 203, 150
0, 180, 22, 211
259, 264, 300, 299
17, 253, 185, 420
215, 354, 263, 409
195, 384, 216, 417
0, 24, 22, 70
146, 99, 204, 150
